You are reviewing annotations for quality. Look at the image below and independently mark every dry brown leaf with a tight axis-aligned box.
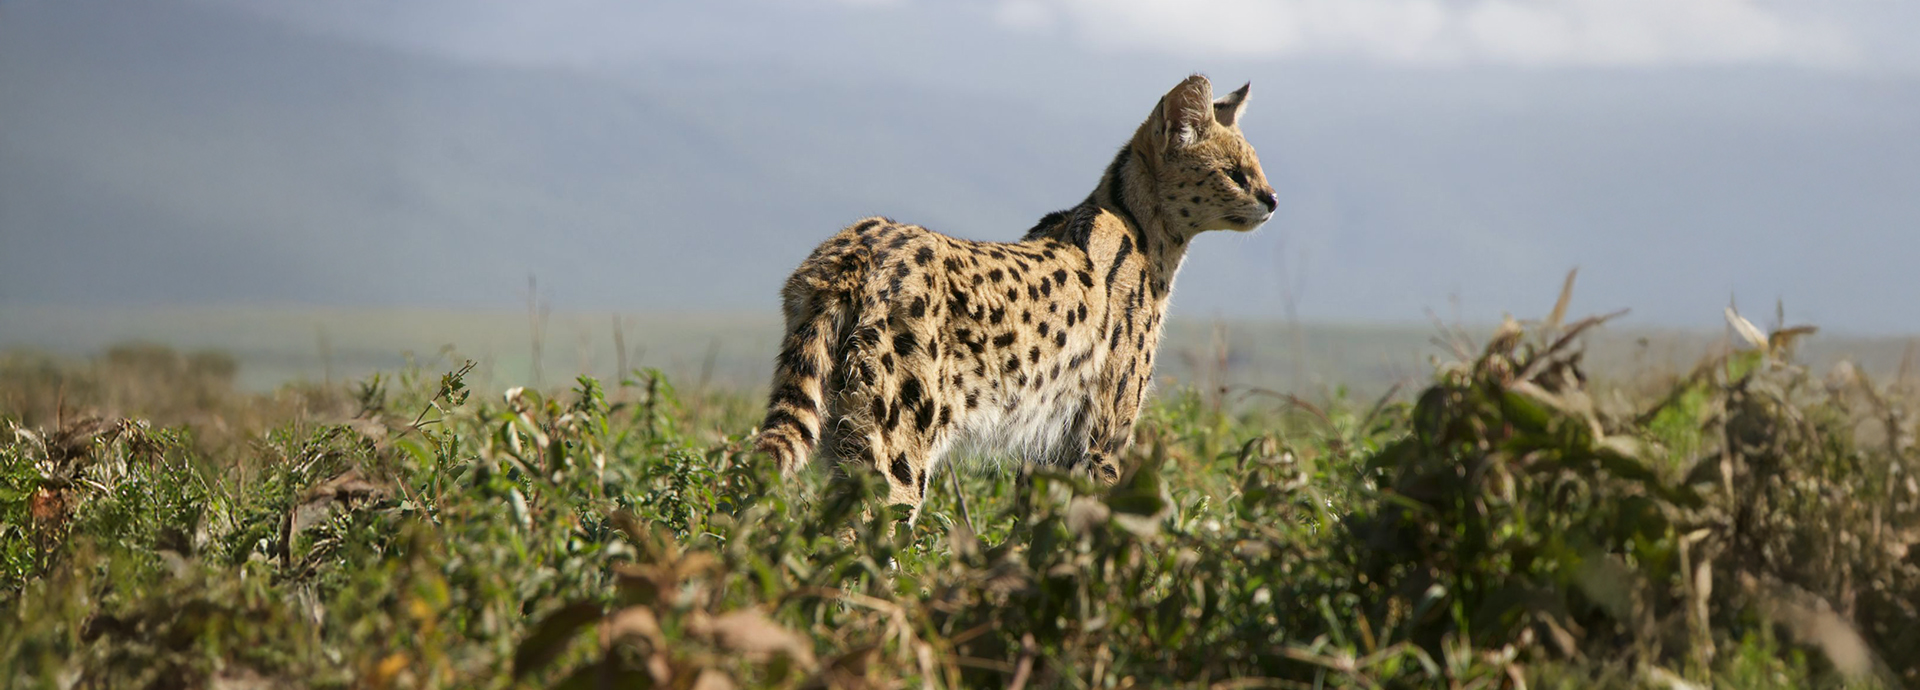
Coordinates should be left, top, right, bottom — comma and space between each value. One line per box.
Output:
1065, 496, 1111, 535
1547, 268, 1578, 332
1725, 307, 1768, 350
602, 606, 663, 647
802, 645, 884, 690
1769, 324, 1819, 353
690, 610, 818, 669
1742, 574, 1886, 681
690, 669, 737, 690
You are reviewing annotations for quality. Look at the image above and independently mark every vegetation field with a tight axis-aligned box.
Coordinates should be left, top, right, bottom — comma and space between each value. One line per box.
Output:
3, 298, 1918, 688
8, 305, 1918, 400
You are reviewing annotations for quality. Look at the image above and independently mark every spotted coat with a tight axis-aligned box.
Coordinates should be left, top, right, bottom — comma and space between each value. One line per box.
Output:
754, 75, 1278, 518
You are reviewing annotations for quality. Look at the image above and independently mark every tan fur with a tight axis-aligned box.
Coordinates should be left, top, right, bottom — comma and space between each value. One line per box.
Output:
754, 75, 1277, 518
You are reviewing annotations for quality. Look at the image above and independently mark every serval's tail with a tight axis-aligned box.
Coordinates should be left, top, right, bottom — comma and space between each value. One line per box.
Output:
753, 275, 852, 475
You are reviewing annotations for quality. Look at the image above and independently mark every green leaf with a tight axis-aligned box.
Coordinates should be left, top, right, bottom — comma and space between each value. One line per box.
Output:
1499, 388, 1557, 435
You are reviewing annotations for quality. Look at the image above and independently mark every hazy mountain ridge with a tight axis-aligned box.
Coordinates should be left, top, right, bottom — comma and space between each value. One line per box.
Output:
3, 0, 1918, 332
0, 0, 1099, 310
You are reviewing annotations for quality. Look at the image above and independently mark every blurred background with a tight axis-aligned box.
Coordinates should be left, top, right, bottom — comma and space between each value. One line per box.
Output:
3, 0, 1918, 396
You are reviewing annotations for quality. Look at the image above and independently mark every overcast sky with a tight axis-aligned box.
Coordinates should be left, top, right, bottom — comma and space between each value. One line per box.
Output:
3, 0, 1918, 333
207, 0, 1920, 71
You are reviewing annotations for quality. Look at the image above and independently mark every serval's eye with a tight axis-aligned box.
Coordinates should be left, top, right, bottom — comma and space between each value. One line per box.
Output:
1227, 168, 1248, 188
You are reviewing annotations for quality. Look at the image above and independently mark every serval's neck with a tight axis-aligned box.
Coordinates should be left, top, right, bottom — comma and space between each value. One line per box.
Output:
1088, 142, 1189, 301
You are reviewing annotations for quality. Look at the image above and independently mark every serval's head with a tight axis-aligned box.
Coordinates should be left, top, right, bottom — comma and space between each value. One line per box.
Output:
1136, 74, 1277, 234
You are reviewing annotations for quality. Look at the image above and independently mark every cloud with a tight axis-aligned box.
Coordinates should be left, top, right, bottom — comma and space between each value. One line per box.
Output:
991, 0, 1861, 68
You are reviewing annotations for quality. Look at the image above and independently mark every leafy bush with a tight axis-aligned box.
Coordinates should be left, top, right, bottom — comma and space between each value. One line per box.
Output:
2, 305, 1915, 688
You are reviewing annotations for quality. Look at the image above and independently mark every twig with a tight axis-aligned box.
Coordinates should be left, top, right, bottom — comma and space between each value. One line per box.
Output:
1006, 633, 1036, 690
408, 360, 478, 431
949, 459, 975, 534
1238, 387, 1332, 431
1356, 381, 1406, 435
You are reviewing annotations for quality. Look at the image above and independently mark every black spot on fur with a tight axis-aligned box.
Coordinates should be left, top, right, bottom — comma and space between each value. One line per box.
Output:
914, 246, 934, 266
915, 400, 934, 431
1104, 147, 1143, 232
900, 376, 923, 410
992, 332, 1016, 348
1107, 234, 1133, 284
909, 297, 926, 318
892, 331, 918, 357
891, 454, 913, 484
1023, 209, 1071, 240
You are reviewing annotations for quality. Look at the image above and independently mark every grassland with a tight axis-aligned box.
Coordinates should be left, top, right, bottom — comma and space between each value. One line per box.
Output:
2, 300, 1918, 688
8, 304, 1918, 398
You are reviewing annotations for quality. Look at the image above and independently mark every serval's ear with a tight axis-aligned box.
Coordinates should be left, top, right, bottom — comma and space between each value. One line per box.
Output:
1213, 82, 1250, 128
1160, 74, 1214, 150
